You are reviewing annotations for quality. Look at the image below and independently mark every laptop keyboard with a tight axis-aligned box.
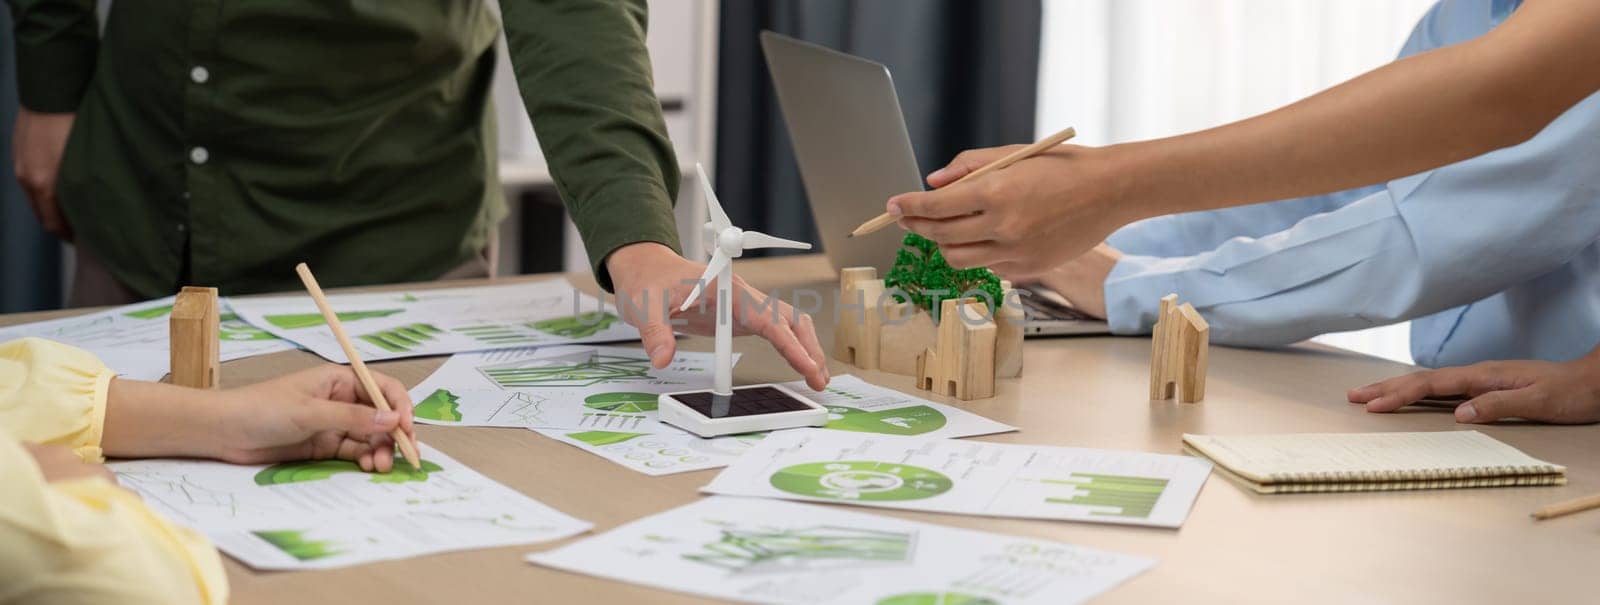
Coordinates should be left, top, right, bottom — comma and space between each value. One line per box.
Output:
1019, 292, 1097, 322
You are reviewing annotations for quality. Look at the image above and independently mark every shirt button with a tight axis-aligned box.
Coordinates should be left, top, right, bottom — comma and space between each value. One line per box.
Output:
190, 66, 210, 84
176, 223, 187, 233
190, 147, 209, 165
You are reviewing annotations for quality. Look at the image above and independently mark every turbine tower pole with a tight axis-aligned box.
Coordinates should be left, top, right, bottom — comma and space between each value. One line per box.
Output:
715, 262, 734, 396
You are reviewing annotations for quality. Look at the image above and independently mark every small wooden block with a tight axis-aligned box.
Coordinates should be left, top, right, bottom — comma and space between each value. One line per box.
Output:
170, 286, 221, 389
1175, 303, 1209, 403
1148, 294, 1178, 399
1149, 294, 1207, 403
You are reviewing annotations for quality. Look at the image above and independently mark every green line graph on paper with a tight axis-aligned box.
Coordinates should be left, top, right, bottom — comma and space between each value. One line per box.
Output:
683, 523, 916, 574
488, 392, 550, 426
476, 350, 655, 388
1041, 473, 1170, 519
357, 323, 443, 353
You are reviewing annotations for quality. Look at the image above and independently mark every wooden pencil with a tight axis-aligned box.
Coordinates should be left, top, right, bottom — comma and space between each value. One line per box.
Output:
849, 126, 1077, 238
294, 263, 423, 471
1531, 491, 1600, 520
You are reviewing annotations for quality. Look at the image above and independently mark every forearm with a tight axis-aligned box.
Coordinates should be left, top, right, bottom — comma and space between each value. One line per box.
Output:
499, 0, 681, 290
7, 0, 100, 111
101, 379, 227, 460
1107, 0, 1600, 222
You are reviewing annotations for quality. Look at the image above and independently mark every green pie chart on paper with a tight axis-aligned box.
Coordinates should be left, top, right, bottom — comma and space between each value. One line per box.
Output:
825, 405, 947, 436
584, 392, 659, 413
770, 461, 953, 502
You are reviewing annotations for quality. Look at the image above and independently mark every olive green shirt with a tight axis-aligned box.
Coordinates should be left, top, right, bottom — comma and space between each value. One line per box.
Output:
7, 0, 681, 295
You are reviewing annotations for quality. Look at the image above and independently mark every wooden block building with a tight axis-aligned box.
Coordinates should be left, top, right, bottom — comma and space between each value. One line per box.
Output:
834, 267, 1022, 401
1149, 294, 1209, 403
170, 286, 221, 389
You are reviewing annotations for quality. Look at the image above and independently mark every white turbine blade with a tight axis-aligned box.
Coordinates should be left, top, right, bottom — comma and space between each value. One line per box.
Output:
741, 231, 813, 251
696, 163, 732, 232
679, 251, 731, 312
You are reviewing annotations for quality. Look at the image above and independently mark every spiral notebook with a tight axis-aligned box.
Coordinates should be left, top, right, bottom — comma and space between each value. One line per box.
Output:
1182, 431, 1566, 494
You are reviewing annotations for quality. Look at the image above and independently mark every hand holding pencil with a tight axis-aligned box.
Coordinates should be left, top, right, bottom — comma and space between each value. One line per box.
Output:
876, 126, 1143, 279
851, 126, 1077, 238
295, 263, 424, 470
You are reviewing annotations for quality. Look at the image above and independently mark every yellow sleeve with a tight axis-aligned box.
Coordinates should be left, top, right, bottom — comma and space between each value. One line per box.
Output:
0, 338, 115, 463
0, 435, 229, 605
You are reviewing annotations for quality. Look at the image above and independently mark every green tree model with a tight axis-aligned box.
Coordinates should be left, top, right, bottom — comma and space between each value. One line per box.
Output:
883, 233, 1003, 320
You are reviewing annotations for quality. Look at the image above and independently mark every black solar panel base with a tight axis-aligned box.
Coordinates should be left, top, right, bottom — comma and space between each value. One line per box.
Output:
671, 386, 816, 419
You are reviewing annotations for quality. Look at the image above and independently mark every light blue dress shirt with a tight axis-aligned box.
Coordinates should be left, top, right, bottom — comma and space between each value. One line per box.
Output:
1102, 0, 1600, 368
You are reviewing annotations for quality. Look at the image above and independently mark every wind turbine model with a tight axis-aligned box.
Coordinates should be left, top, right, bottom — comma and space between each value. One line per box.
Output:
657, 164, 829, 438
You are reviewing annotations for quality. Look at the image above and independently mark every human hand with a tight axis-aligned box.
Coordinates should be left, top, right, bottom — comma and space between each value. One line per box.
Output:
211, 366, 417, 471
12, 108, 76, 240
1348, 356, 1600, 424
605, 241, 829, 390
1022, 243, 1121, 319
887, 144, 1135, 278
23, 442, 115, 483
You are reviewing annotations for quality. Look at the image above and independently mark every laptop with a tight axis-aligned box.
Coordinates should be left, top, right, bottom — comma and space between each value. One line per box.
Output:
759, 31, 1109, 337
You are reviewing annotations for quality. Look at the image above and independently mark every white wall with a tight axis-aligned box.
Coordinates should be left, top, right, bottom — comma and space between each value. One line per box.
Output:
1037, 0, 1436, 364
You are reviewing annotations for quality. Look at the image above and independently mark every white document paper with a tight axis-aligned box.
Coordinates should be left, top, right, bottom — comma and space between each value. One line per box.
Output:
0, 297, 297, 378
109, 443, 591, 570
408, 345, 733, 433
528, 496, 1155, 605
800, 375, 1016, 440
704, 430, 1213, 528
535, 428, 768, 476
87, 348, 171, 381
492, 368, 1011, 476
525, 374, 1017, 477
228, 280, 638, 362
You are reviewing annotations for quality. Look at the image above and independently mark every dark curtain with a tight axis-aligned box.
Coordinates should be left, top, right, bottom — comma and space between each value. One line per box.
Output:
715, 0, 1042, 256
0, 12, 65, 312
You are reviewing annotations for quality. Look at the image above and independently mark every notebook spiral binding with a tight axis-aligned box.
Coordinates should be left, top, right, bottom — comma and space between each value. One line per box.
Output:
1267, 463, 1565, 484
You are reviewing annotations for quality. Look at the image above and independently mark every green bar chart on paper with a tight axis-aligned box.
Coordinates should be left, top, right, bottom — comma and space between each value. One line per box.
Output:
264, 309, 404, 330
478, 353, 654, 388
453, 313, 620, 345
1042, 473, 1170, 519
454, 324, 545, 345
124, 304, 174, 320
358, 323, 443, 353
